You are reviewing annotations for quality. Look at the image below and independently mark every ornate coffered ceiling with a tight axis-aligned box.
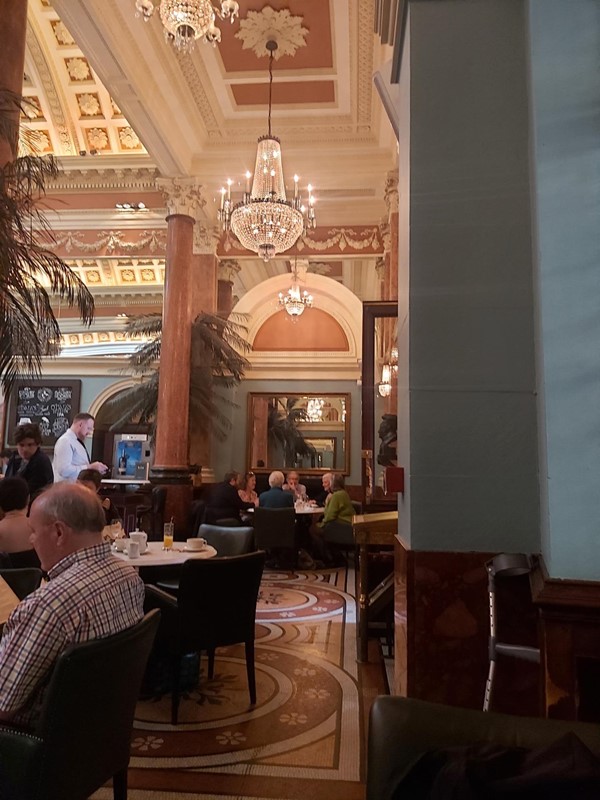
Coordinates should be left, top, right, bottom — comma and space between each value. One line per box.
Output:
22, 0, 396, 353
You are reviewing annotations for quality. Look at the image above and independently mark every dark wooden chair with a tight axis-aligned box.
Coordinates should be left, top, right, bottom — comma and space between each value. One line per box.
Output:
0, 609, 160, 800
253, 506, 299, 567
145, 550, 266, 724
0, 549, 41, 569
135, 486, 167, 540
156, 524, 255, 594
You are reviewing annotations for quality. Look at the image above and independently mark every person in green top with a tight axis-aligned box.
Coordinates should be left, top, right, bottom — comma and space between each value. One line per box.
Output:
310, 474, 355, 566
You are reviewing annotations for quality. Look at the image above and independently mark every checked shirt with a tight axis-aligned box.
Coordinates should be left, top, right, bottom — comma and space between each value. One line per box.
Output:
0, 542, 144, 728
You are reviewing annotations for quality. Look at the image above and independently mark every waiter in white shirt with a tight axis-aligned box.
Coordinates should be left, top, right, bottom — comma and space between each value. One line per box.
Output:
53, 412, 108, 483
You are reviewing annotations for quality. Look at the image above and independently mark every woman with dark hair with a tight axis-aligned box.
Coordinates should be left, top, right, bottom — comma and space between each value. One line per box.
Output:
5, 423, 53, 501
0, 477, 35, 555
238, 471, 259, 507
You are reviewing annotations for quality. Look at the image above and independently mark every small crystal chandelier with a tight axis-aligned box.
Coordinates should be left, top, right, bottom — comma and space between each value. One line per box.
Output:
378, 363, 393, 397
278, 261, 313, 319
134, 0, 239, 52
219, 39, 316, 262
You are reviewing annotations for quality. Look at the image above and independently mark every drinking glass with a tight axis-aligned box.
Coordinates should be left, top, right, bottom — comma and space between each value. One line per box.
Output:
163, 521, 174, 551
110, 519, 121, 540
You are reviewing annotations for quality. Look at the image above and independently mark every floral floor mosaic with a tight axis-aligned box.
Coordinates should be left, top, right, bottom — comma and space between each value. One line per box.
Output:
93, 566, 381, 800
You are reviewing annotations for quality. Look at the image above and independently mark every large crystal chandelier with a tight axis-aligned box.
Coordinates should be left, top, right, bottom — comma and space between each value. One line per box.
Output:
134, 0, 239, 51
278, 262, 313, 319
219, 40, 316, 262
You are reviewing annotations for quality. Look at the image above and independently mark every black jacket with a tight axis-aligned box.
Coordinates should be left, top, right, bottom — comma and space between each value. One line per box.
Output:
5, 447, 54, 500
205, 481, 253, 524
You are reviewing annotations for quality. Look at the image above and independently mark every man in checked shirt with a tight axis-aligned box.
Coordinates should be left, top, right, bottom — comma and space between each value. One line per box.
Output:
0, 482, 144, 728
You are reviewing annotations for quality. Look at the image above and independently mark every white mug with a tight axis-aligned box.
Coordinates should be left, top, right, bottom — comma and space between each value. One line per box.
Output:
128, 540, 140, 559
129, 530, 147, 552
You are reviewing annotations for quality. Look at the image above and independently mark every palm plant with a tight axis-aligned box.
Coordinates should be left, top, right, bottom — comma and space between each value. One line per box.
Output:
108, 311, 250, 441
267, 397, 317, 468
0, 90, 94, 390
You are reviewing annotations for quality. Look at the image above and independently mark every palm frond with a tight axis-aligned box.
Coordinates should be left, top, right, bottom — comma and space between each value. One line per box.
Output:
0, 93, 95, 391
109, 311, 250, 443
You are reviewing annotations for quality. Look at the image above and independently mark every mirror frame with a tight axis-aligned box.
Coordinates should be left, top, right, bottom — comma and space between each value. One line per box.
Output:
362, 301, 398, 508
247, 392, 351, 476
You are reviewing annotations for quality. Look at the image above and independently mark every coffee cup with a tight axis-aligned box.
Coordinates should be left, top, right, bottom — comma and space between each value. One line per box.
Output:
127, 540, 140, 559
186, 537, 206, 551
129, 530, 147, 553
114, 538, 127, 552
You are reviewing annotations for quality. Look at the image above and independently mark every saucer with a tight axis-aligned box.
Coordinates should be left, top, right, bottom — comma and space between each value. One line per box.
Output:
183, 544, 206, 552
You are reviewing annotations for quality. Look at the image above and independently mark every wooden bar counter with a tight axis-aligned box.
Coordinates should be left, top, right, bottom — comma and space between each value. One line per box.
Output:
353, 510, 398, 662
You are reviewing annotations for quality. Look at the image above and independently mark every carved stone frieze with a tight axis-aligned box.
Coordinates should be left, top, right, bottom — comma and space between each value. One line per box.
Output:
50, 229, 167, 254
297, 227, 383, 252
156, 177, 206, 219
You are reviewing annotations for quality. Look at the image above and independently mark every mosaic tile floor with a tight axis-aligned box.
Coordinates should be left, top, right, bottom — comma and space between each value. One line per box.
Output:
93, 566, 381, 800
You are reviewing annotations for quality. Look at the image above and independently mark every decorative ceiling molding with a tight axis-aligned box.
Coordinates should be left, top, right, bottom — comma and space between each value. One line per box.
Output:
236, 7, 309, 59
46, 165, 160, 191
176, 53, 221, 135
26, 20, 78, 154
356, 0, 376, 129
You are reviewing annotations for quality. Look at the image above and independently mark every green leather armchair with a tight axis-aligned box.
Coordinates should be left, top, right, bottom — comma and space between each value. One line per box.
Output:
367, 696, 600, 800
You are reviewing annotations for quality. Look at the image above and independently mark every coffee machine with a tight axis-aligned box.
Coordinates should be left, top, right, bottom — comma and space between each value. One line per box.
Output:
111, 433, 150, 480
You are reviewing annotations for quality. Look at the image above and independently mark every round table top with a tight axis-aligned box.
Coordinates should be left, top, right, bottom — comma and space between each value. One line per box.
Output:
111, 540, 217, 567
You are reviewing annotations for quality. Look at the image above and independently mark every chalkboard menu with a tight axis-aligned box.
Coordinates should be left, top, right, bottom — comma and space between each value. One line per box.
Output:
7, 380, 82, 446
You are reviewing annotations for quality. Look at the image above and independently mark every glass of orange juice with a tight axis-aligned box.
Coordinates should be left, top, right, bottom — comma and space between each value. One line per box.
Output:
162, 521, 174, 551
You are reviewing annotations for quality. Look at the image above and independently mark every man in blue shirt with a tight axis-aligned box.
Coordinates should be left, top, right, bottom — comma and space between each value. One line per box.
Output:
259, 471, 295, 509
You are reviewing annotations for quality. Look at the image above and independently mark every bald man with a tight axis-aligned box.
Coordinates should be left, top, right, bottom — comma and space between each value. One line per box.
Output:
0, 483, 144, 728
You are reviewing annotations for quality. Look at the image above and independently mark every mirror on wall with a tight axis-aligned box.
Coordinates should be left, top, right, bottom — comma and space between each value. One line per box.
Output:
362, 302, 398, 508
247, 393, 350, 474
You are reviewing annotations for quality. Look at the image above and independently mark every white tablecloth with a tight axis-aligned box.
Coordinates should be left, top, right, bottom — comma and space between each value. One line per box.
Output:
247, 506, 325, 515
111, 540, 217, 567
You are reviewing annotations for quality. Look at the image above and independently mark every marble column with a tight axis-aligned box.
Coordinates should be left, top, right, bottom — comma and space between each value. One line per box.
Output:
217, 259, 241, 317
189, 224, 219, 484
0, 0, 27, 167
153, 177, 204, 533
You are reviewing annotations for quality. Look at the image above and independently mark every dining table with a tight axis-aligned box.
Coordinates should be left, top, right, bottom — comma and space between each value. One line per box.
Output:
247, 506, 325, 515
111, 540, 217, 568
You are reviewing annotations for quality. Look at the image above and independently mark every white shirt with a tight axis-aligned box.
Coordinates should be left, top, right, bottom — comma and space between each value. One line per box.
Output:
52, 429, 90, 483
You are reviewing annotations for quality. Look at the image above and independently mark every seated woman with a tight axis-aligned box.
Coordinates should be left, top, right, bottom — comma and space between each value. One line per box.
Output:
238, 471, 259, 506
310, 474, 354, 565
5, 422, 53, 501
0, 477, 38, 564
238, 471, 259, 523
77, 468, 121, 526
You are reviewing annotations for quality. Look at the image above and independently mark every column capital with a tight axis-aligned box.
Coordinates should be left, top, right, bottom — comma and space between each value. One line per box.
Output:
384, 170, 399, 216
193, 224, 220, 255
156, 176, 206, 219
218, 258, 241, 284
